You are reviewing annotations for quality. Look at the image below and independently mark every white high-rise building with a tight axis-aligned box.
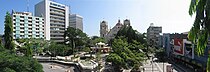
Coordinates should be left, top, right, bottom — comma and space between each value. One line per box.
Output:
69, 14, 83, 31
35, 0, 69, 42
12, 11, 44, 39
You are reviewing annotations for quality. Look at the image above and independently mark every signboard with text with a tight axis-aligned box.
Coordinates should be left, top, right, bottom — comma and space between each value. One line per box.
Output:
173, 38, 184, 56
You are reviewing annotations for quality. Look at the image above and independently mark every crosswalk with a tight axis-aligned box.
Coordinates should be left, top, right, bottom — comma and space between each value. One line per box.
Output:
142, 60, 161, 72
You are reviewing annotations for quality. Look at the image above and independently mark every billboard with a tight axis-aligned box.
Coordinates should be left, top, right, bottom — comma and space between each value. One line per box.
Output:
183, 39, 194, 59
173, 38, 184, 56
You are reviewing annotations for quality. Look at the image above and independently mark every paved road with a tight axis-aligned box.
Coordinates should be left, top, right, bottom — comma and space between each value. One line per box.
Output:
41, 63, 79, 72
143, 58, 161, 72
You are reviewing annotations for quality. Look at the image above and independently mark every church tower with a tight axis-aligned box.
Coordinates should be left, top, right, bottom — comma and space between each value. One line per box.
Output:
100, 21, 108, 37
124, 19, 130, 26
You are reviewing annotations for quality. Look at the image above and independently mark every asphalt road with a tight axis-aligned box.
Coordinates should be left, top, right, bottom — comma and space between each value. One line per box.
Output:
41, 63, 79, 72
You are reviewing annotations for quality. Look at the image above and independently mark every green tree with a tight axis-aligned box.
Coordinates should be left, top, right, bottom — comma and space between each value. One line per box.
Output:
188, 0, 210, 71
4, 12, 15, 50
106, 37, 146, 71
116, 25, 146, 44
46, 42, 70, 56
0, 50, 43, 72
64, 27, 88, 56
0, 37, 3, 49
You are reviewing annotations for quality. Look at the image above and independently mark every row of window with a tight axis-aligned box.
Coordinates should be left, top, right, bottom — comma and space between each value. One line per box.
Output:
50, 2, 65, 8
13, 19, 44, 24
14, 23, 44, 27
50, 28, 65, 30
13, 15, 44, 20
14, 27, 44, 31
15, 35, 44, 38
14, 31, 44, 34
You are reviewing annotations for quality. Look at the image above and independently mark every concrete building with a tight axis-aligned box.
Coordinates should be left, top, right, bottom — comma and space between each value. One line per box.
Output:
69, 14, 83, 31
163, 33, 188, 57
12, 11, 44, 39
100, 20, 108, 38
105, 19, 123, 41
35, 0, 69, 42
147, 23, 162, 47
99, 19, 130, 41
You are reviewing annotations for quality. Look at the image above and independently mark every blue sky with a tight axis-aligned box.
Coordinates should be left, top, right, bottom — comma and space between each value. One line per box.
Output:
0, 0, 195, 36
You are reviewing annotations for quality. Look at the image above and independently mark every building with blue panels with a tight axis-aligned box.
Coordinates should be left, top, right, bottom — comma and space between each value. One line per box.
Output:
12, 10, 44, 39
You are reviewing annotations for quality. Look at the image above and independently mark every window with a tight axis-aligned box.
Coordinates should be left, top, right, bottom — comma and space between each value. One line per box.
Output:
29, 24, 32, 26
13, 15, 16, 17
14, 23, 16, 25
28, 17, 32, 19
36, 28, 39, 30
28, 31, 32, 33
29, 28, 32, 30
36, 18, 39, 20
20, 27, 24, 29
28, 21, 32, 23
20, 16, 24, 18
36, 21, 39, 23
36, 25, 39, 27
36, 35, 39, 37
20, 23, 24, 26
29, 35, 32, 37
20, 20, 24, 22
20, 31, 24, 33
36, 32, 39, 34
13, 19, 16, 21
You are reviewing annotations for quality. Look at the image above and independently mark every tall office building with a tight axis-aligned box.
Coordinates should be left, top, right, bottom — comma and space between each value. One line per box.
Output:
100, 20, 108, 38
147, 23, 162, 47
12, 11, 44, 39
35, 0, 69, 42
69, 14, 83, 31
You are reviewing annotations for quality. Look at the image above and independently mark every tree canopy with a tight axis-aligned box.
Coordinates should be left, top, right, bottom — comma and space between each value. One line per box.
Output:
0, 50, 43, 72
106, 37, 146, 71
188, 0, 210, 71
116, 25, 146, 44
4, 12, 15, 50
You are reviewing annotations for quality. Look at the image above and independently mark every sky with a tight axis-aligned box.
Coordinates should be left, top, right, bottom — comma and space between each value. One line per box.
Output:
0, 0, 195, 36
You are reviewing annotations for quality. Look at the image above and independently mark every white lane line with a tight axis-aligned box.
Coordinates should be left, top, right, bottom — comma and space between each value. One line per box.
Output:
154, 62, 163, 72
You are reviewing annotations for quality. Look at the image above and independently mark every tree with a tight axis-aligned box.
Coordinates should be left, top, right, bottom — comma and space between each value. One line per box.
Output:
4, 12, 15, 50
106, 37, 146, 71
64, 27, 88, 56
188, 0, 210, 71
116, 25, 146, 44
0, 37, 3, 49
0, 50, 43, 72
46, 42, 70, 56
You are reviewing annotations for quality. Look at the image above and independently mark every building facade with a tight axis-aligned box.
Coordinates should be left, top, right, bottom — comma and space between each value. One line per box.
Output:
35, 0, 69, 42
147, 23, 162, 47
100, 19, 130, 41
105, 20, 123, 41
69, 14, 83, 31
12, 11, 44, 39
100, 20, 108, 38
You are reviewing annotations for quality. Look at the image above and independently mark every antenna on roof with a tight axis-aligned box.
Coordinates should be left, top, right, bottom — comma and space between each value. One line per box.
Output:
27, 0, 29, 12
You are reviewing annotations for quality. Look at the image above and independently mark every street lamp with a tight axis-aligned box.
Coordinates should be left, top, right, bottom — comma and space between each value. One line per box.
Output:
152, 57, 157, 72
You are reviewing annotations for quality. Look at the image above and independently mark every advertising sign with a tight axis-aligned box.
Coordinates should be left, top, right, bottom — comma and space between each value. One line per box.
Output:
183, 39, 194, 59
173, 38, 184, 55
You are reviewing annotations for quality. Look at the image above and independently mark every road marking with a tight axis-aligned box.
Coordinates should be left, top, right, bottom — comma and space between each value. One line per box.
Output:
154, 62, 163, 72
